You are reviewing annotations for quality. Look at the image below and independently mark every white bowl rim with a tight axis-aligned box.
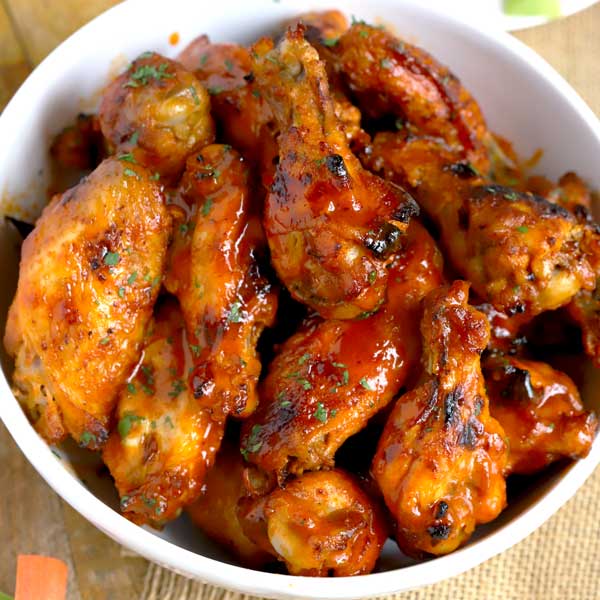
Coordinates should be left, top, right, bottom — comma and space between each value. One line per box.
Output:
1, 1, 600, 598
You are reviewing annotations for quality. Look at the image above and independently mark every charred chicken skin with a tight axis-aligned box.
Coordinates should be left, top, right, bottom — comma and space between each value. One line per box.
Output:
240, 221, 444, 479
165, 144, 278, 418
4, 158, 170, 449
239, 469, 388, 576
99, 52, 215, 181
366, 134, 598, 320
103, 298, 224, 526
373, 281, 508, 556
251, 26, 419, 320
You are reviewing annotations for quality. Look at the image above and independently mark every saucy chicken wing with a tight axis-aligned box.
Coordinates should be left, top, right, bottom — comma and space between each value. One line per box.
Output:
239, 469, 388, 576
187, 441, 273, 568
99, 52, 214, 181
103, 298, 224, 526
4, 158, 170, 448
240, 221, 444, 479
484, 355, 598, 475
366, 134, 598, 320
165, 144, 277, 418
331, 22, 490, 173
372, 281, 507, 556
251, 26, 419, 319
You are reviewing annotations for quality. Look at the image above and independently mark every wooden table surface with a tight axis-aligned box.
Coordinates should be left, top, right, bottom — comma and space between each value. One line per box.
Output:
1, 2, 599, 600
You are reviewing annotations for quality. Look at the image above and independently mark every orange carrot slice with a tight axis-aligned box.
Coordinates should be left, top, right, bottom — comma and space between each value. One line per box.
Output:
15, 555, 67, 600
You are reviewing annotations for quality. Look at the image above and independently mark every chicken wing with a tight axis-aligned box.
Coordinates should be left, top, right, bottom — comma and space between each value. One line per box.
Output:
238, 469, 388, 576
4, 158, 170, 448
99, 52, 214, 181
240, 221, 443, 479
165, 144, 277, 418
366, 133, 598, 320
331, 22, 490, 173
187, 440, 272, 568
484, 355, 598, 475
103, 298, 224, 526
251, 26, 419, 320
372, 281, 507, 556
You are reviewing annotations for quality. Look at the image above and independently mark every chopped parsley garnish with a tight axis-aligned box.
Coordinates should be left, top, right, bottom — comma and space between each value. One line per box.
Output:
252, 89, 261, 98
123, 167, 139, 179
359, 377, 374, 391
104, 251, 120, 266
127, 382, 136, 394
118, 152, 136, 163
118, 287, 126, 298
208, 86, 224, 95
165, 415, 175, 429
179, 223, 189, 235
503, 191, 518, 201
280, 399, 292, 408
168, 379, 186, 398
298, 353, 311, 365
241, 424, 263, 459
313, 402, 328, 423
200, 53, 208, 66
190, 344, 200, 357
368, 270, 377, 284
129, 131, 139, 145
359, 30, 370, 38
189, 85, 201, 105
380, 58, 393, 69
202, 198, 213, 216
118, 413, 144, 438
80, 431, 97, 446
125, 62, 174, 88
322, 37, 339, 47
99, 336, 111, 345
228, 302, 242, 323
151, 172, 160, 181
224, 58, 234, 71
297, 378, 312, 391
127, 271, 138, 285
516, 225, 529, 233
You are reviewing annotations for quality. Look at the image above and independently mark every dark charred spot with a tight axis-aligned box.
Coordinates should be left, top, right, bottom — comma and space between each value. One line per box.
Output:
444, 386, 463, 426
391, 190, 420, 223
270, 172, 287, 198
574, 204, 593, 223
325, 154, 348, 178
507, 303, 526, 316
526, 272, 536, 281
90, 258, 100, 270
272, 154, 280, 166
458, 418, 481, 449
142, 435, 158, 464
301, 172, 313, 185
458, 205, 469, 230
445, 161, 479, 179
243, 71, 255, 83
435, 501, 449, 519
364, 222, 403, 259
192, 376, 210, 398
427, 524, 450, 540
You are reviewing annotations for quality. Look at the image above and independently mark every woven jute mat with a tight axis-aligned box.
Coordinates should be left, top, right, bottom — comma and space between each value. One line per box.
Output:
140, 6, 600, 600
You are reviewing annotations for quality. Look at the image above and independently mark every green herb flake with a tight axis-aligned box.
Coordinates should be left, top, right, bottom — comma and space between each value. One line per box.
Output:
125, 62, 174, 88
151, 172, 161, 181
330, 409, 337, 418
118, 287, 126, 298
200, 53, 208, 66
208, 86, 224, 95
359, 377, 374, 391
359, 30, 370, 38
123, 167, 139, 179
142, 384, 154, 396
189, 85, 201, 105
298, 353, 311, 365
395, 118, 405, 130
99, 336, 111, 345
228, 301, 242, 323
252, 89, 261, 99
380, 58, 393, 69
297, 378, 312, 391
127, 382, 136, 394
322, 37, 339, 47
503, 191, 519, 201
190, 344, 200, 357
142, 495, 157, 508
202, 198, 213, 216
129, 131, 139, 145
342, 370, 349, 386
118, 413, 144, 438
280, 400, 292, 408
120, 495, 130, 507
516, 225, 529, 234
80, 431, 97, 446
165, 415, 175, 429
104, 251, 120, 266
118, 152, 136, 164
127, 271, 138, 285
368, 270, 377, 284
224, 58, 234, 71
168, 379, 186, 398
241, 424, 263, 459
313, 402, 328, 423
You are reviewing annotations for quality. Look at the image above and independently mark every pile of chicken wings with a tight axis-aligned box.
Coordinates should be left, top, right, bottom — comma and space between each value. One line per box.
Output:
5, 11, 599, 576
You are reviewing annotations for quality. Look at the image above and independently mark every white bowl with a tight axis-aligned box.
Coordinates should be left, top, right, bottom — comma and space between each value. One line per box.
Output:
1, 1, 599, 598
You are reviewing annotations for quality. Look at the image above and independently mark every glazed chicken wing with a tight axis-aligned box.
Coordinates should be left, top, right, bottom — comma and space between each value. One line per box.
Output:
331, 22, 490, 173
187, 441, 273, 568
240, 221, 443, 479
99, 52, 214, 181
103, 299, 224, 526
372, 281, 507, 556
238, 469, 388, 576
251, 26, 419, 319
366, 134, 598, 320
4, 158, 170, 448
165, 144, 277, 418
484, 356, 598, 475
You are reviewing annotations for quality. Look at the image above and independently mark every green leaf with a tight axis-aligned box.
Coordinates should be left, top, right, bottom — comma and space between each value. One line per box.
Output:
118, 413, 144, 438
503, 0, 561, 17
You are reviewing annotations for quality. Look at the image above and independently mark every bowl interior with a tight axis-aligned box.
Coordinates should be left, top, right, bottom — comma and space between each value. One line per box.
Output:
0, 0, 599, 597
